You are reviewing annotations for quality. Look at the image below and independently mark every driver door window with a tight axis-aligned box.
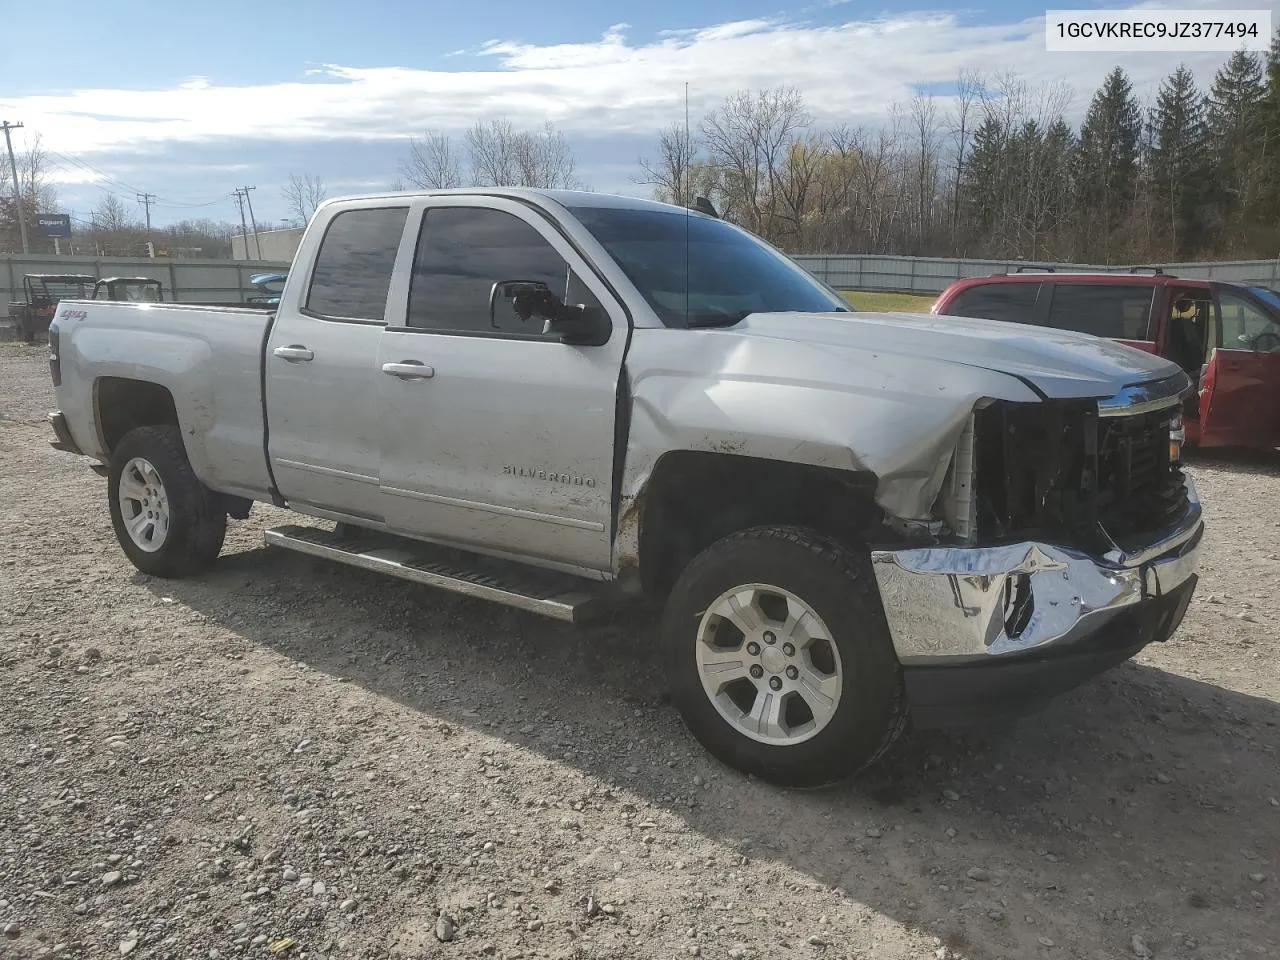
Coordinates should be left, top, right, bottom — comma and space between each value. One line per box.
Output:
408, 207, 601, 337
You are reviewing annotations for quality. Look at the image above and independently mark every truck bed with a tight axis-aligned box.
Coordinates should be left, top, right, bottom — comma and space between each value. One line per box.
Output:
52, 300, 276, 502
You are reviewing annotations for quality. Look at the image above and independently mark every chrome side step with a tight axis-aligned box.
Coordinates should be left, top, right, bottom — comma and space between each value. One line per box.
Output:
263, 524, 612, 623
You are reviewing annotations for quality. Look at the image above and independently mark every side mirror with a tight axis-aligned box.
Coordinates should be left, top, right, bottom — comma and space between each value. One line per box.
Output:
488, 280, 609, 346
490, 280, 556, 327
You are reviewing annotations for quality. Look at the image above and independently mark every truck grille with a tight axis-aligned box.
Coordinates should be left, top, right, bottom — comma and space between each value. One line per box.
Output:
974, 398, 1187, 550
1095, 408, 1188, 548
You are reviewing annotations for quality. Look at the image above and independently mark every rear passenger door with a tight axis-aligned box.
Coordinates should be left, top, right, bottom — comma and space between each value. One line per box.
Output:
265, 204, 411, 522
375, 197, 628, 573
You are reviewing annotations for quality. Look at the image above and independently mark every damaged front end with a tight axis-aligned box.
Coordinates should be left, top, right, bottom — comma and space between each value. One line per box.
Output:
871, 373, 1203, 725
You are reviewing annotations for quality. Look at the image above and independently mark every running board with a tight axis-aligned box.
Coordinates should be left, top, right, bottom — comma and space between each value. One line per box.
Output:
263, 524, 612, 623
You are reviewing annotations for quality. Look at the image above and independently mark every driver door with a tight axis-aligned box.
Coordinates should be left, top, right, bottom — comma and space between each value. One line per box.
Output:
1199, 287, 1280, 449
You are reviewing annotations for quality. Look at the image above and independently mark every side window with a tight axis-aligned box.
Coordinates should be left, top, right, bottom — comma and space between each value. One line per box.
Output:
1045, 284, 1155, 339
305, 207, 409, 321
1218, 290, 1275, 348
946, 284, 1040, 323
1167, 287, 1213, 368
407, 206, 602, 336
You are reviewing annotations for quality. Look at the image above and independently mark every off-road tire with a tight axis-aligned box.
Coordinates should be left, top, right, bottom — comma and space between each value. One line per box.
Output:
662, 525, 906, 788
107, 425, 227, 578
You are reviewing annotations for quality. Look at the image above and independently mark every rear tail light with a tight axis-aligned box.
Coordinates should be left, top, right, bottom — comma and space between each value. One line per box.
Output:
48, 328, 61, 387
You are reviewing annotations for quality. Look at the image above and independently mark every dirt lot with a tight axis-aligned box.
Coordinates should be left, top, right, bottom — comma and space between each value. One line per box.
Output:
1, 341, 1277, 960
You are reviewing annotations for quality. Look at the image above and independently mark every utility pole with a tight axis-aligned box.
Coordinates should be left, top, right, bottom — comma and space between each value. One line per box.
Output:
231, 189, 250, 260
1, 120, 30, 255
136, 192, 155, 236
137, 192, 156, 258
239, 185, 262, 259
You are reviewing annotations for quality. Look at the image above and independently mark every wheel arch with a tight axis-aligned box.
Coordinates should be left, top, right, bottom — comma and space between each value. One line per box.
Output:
617, 449, 882, 599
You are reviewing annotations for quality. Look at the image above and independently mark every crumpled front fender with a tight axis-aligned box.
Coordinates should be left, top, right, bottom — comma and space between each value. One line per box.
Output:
612, 326, 1043, 571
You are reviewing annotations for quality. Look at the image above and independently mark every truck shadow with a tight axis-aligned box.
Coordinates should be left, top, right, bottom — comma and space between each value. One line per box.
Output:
142, 543, 1280, 959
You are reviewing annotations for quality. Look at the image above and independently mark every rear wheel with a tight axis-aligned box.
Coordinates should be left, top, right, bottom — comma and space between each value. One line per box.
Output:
662, 525, 905, 788
107, 425, 226, 578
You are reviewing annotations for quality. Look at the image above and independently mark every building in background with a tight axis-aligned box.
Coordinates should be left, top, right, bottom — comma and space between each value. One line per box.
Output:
232, 227, 304, 262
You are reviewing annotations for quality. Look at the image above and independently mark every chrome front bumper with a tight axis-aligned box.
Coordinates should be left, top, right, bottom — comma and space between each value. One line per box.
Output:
871, 476, 1203, 663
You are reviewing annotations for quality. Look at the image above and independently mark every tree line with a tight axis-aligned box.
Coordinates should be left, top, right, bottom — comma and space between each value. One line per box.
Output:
637, 37, 1280, 263
6, 36, 1278, 264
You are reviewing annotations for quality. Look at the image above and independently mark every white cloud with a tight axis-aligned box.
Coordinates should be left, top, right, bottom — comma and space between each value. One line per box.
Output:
2, 1, 1267, 159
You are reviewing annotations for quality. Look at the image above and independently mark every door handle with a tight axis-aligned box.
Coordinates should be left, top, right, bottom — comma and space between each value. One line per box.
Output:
382, 360, 435, 380
273, 345, 314, 362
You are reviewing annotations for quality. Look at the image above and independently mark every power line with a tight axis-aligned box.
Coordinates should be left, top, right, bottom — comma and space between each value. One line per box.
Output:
2, 120, 30, 254
49, 148, 226, 209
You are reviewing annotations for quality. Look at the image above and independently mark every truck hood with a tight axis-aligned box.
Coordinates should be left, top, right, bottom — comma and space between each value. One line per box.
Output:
732, 310, 1181, 398
623, 310, 1187, 528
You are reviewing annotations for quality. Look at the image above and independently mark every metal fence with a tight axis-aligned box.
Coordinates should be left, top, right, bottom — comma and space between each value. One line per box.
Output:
791, 255, 1280, 295
7, 252, 1279, 319
1, 254, 291, 319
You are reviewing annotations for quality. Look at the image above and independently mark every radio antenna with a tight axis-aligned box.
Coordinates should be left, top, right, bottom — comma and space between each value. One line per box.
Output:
684, 81, 690, 327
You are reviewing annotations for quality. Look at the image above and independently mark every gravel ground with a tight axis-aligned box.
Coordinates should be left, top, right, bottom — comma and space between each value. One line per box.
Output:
1, 341, 1278, 960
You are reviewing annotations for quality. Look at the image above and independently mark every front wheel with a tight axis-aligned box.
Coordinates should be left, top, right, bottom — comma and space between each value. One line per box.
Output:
662, 525, 906, 788
107, 425, 227, 578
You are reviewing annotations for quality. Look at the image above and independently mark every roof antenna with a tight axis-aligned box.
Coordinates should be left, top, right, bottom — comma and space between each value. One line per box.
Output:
684, 81, 690, 328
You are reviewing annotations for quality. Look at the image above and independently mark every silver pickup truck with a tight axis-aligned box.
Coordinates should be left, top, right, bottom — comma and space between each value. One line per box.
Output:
46, 189, 1203, 787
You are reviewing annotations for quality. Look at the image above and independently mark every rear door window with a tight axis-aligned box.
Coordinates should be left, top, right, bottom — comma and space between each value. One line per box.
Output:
306, 207, 409, 322
1044, 284, 1155, 339
945, 284, 1041, 323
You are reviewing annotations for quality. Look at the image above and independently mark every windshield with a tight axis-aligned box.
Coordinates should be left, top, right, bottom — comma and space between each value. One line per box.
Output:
1247, 285, 1280, 316
568, 205, 849, 328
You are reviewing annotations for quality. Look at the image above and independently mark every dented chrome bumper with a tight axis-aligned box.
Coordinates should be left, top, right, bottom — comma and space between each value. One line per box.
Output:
871, 476, 1203, 664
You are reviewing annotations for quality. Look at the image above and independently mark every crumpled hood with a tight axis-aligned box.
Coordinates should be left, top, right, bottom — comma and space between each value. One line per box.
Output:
621, 308, 1187, 529
732, 310, 1181, 398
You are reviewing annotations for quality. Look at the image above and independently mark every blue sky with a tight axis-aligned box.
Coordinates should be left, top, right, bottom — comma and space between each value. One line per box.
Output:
0, 0, 1271, 229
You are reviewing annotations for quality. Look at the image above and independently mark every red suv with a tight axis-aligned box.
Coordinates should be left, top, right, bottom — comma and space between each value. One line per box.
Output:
932, 269, 1280, 451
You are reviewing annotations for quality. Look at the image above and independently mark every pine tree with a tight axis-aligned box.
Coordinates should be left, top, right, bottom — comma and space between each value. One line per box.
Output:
958, 115, 1005, 244
1149, 65, 1209, 257
1075, 67, 1142, 261
1039, 118, 1077, 259
1206, 49, 1267, 248
1258, 30, 1280, 233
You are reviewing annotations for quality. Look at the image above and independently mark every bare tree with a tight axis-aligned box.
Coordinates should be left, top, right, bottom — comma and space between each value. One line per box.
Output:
0, 131, 58, 252
637, 123, 698, 206
464, 119, 579, 189
948, 69, 984, 245
91, 193, 136, 233
909, 93, 942, 249
465, 119, 516, 187
282, 173, 328, 225
511, 122, 579, 189
400, 133, 463, 190
700, 87, 812, 235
